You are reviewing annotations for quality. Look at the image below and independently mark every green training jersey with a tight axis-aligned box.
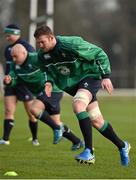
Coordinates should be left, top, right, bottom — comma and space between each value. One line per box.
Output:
9, 52, 61, 95
38, 36, 111, 91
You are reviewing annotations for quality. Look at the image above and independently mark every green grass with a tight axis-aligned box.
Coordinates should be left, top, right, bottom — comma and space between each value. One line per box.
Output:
0, 95, 136, 179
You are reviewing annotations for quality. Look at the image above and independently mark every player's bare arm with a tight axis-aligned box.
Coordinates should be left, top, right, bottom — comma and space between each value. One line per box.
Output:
45, 82, 52, 97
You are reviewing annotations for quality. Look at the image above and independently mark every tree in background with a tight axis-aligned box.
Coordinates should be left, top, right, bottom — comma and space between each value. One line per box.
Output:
0, 0, 136, 88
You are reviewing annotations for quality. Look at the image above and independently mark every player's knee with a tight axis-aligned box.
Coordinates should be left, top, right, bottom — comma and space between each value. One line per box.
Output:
88, 106, 102, 122
29, 107, 39, 118
88, 107, 104, 129
73, 91, 90, 112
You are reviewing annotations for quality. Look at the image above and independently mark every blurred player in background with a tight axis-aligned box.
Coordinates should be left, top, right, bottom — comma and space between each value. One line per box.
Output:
0, 24, 39, 146
34, 25, 131, 166
4, 44, 84, 150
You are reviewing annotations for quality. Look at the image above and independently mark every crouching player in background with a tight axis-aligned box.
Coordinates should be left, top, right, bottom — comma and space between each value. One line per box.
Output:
4, 44, 84, 150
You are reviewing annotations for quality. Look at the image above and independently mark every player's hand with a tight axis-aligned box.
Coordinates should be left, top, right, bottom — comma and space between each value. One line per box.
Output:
101, 78, 114, 95
3, 75, 12, 85
45, 82, 52, 97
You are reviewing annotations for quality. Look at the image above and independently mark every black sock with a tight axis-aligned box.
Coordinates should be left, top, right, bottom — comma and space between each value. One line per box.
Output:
29, 120, 38, 140
3, 119, 14, 141
63, 125, 80, 144
76, 112, 93, 153
99, 121, 125, 149
37, 110, 60, 130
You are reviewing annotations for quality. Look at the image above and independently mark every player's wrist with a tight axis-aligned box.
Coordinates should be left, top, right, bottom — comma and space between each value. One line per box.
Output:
101, 74, 110, 79
45, 81, 53, 85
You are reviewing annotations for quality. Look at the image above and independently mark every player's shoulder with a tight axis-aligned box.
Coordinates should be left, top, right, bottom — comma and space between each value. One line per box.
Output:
28, 52, 38, 57
56, 35, 83, 50
16, 39, 35, 52
57, 35, 83, 43
27, 52, 39, 64
28, 52, 38, 61
16, 38, 28, 45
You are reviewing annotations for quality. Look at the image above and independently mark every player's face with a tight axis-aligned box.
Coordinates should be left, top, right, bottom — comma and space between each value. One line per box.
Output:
11, 52, 26, 65
5, 34, 20, 43
36, 35, 54, 52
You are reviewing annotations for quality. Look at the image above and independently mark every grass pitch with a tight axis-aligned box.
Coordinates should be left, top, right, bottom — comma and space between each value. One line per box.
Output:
0, 95, 136, 179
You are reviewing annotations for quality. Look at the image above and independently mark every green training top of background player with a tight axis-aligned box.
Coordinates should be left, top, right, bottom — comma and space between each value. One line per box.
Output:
8, 52, 61, 96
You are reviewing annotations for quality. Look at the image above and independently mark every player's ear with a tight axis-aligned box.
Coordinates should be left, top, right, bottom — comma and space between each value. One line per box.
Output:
49, 34, 55, 40
23, 49, 28, 58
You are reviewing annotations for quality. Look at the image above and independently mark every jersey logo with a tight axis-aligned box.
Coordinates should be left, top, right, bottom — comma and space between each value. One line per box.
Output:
25, 95, 30, 100
57, 66, 70, 75
84, 82, 88, 88
8, 47, 12, 52
61, 53, 66, 57
28, 64, 33, 69
43, 54, 51, 60
15, 65, 21, 69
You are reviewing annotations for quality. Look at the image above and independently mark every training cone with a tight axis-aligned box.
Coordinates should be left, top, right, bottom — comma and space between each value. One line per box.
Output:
4, 171, 18, 176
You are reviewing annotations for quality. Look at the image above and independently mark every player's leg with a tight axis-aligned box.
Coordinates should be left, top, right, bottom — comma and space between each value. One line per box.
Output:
87, 101, 131, 166
50, 114, 84, 150
47, 92, 84, 149
30, 98, 63, 144
71, 77, 109, 164
73, 89, 95, 164
30, 99, 62, 129
23, 100, 39, 146
0, 93, 17, 145
16, 84, 39, 146
63, 124, 85, 151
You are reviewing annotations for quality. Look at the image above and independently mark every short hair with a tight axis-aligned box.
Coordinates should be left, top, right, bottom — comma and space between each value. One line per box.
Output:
4, 24, 21, 35
34, 25, 54, 38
